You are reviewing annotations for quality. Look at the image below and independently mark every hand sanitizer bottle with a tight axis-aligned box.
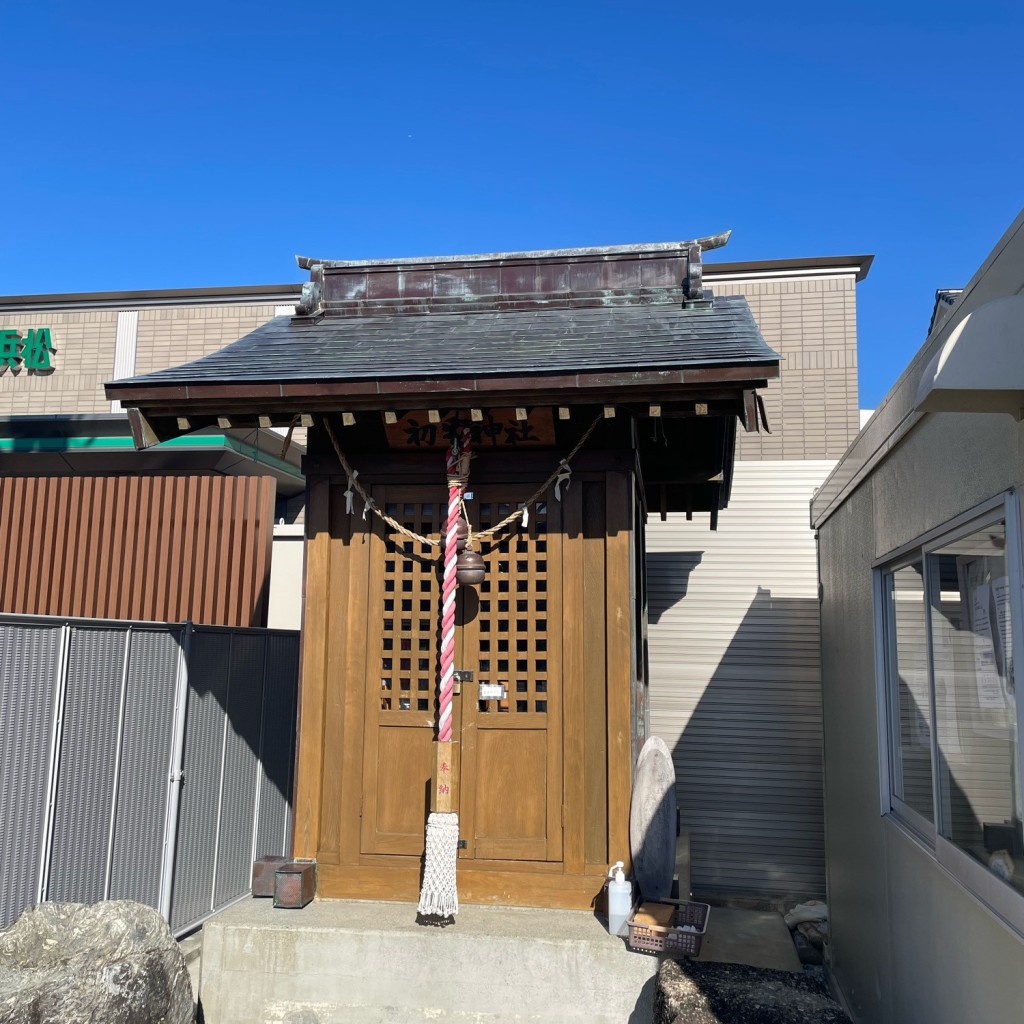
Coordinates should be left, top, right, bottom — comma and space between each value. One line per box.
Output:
607, 861, 632, 937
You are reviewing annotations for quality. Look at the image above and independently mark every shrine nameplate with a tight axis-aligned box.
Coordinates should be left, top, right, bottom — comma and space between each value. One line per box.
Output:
385, 408, 555, 449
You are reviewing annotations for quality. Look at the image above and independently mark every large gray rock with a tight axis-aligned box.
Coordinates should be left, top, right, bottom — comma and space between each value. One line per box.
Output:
654, 959, 849, 1024
0, 900, 193, 1024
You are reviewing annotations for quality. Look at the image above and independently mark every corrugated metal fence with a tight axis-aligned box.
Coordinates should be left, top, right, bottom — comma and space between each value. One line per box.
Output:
0, 613, 299, 935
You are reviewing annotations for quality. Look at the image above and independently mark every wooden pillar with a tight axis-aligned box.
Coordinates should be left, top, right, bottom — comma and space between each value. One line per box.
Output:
562, 479, 586, 874
292, 476, 330, 859
605, 469, 634, 873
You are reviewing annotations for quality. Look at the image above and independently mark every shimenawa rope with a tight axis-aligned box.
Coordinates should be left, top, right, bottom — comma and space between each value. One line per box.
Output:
322, 413, 603, 548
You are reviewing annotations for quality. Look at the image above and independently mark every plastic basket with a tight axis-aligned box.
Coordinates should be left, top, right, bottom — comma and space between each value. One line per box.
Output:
626, 900, 710, 957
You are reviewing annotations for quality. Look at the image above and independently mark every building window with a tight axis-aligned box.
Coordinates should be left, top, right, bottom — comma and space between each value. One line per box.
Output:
877, 495, 1024, 930
882, 560, 934, 828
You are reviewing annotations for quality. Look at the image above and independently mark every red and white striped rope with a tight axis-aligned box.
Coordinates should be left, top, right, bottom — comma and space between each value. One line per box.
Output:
437, 428, 470, 743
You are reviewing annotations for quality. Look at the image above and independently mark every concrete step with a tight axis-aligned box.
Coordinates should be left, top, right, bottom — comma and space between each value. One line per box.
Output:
178, 930, 203, 1017
255, 1004, 647, 1023
199, 898, 657, 1024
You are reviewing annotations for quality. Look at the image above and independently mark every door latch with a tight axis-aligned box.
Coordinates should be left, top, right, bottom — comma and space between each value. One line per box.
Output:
453, 668, 473, 695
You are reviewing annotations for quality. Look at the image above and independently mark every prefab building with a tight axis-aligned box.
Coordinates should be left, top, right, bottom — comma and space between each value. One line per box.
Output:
812, 210, 1024, 1022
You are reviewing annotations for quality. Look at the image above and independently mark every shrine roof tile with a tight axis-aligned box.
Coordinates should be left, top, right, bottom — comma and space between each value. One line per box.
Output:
109, 296, 776, 390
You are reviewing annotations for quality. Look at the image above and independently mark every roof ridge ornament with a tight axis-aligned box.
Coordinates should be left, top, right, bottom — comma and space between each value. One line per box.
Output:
682, 232, 732, 310
295, 263, 323, 317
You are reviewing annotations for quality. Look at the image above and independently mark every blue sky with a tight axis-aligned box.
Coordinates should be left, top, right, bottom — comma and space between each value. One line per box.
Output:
2, 1, 1022, 407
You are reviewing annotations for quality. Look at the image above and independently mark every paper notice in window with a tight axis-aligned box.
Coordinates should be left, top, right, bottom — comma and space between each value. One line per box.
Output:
972, 583, 1006, 709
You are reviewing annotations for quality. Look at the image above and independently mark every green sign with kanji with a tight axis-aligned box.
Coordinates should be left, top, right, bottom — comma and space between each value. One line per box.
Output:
0, 328, 56, 374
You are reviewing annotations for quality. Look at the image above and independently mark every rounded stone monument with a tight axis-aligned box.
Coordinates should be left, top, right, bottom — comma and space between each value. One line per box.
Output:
629, 735, 678, 902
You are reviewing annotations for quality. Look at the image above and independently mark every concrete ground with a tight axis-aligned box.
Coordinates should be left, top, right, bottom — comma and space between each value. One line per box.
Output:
697, 907, 802, 972
196, 897, 801, 1023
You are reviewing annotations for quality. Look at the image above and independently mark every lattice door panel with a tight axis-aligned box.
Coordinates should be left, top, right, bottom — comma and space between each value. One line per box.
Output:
361, 490, 447, 856
474, 500, 551, 717
459, 487, 564, 863
378, 499, 442, 716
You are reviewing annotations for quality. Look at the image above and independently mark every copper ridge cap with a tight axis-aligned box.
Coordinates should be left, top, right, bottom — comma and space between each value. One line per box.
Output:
295, 232, 731, 271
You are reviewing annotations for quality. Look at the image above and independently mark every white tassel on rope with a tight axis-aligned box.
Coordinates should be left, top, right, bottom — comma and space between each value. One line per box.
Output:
418, 811, 460, 917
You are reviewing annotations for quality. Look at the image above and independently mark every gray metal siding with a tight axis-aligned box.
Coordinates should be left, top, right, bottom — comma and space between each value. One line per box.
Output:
1, 615, 299, 933
213, 633, 266, 907
168, 627, 300, 932
170, 630, 231, 931
647, 460, 835, 900
254, 634, 299, 859
109, 627, 182, 904
46, 626, 127, 903
0, 623, 62, 928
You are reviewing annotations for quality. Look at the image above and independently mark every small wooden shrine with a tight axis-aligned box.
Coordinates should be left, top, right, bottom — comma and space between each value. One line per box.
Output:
107, 234, 778, 909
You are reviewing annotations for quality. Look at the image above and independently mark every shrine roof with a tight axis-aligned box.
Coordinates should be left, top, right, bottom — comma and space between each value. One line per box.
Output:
105, 236, 783, 453
108, 295, 775, 391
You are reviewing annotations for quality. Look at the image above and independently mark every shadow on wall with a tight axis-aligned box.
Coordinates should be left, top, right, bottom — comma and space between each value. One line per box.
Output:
664, 585, 826, 902
181, 619, 297, 806
647, 551, 703, 625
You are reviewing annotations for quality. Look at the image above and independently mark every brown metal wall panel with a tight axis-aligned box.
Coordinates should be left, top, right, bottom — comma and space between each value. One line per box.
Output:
0, 474, 275, 626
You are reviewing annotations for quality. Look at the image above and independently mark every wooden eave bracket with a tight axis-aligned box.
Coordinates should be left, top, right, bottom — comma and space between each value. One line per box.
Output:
126, 407, 166, 450
739, 390, 772, 433
741, 390, 757, 432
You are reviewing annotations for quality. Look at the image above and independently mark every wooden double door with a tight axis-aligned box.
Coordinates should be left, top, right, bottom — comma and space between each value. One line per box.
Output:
360, 485, 563, 865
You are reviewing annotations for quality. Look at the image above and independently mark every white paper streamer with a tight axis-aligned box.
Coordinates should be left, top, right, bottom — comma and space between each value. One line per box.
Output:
344, 469, 359, 515
554, 460, 572, 502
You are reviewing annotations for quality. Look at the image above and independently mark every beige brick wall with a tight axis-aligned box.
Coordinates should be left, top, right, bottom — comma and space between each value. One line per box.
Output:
0, 303, 281, 417
133, 303, 280, 376
0, 310, 120, 415
714, 277, 860, 461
